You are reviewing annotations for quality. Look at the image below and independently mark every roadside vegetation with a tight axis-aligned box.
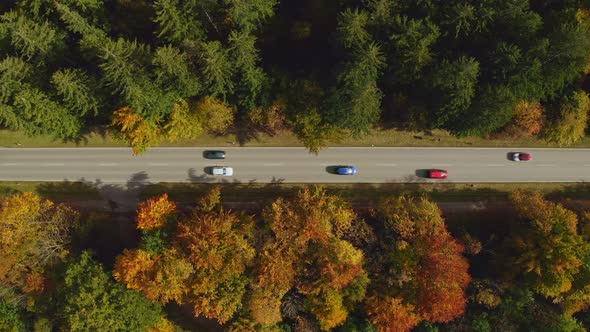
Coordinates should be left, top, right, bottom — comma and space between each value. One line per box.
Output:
2, 186, 590, 331
1, 1, 590, 153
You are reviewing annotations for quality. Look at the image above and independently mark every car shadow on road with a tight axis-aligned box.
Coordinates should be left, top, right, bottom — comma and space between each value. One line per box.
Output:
325, 166, 338, 174
414, 169, 431, 179
198, 167, 216, 178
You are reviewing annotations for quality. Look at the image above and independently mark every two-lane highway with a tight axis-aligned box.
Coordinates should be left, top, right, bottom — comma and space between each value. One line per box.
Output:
1, 147, 589, 183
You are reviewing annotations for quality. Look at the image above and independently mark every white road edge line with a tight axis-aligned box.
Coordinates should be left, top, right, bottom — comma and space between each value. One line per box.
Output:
0, 163, 18, 166
149, 163, 169, 166
45, 163, 64, 166
263, 163, 284, 166
98, 163, 117, 166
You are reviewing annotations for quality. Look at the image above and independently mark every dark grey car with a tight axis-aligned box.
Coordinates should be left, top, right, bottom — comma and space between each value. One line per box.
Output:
204, 150, 226, 159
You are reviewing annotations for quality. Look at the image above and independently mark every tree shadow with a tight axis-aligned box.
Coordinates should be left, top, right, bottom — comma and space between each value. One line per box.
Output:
36, 179, 101, 201
547, 181, 590, 200
270, 176, 285, 184
126, 171, 150, 190
227, 117, 260, 146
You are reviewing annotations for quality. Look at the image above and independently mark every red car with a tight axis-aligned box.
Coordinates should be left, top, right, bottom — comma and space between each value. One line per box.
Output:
511, 152, 532, 161
428, 169, 448, 179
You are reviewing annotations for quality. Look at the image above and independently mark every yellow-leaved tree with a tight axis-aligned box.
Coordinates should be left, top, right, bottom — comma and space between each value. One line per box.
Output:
250, 186, 367, 330
0, 192, 78, 298
506, 191, 588, 298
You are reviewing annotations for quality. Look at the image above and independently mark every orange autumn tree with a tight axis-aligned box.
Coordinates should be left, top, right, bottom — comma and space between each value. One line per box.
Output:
367, 195, 471, 331
113, 248, 193, 304
111, 106, 163, 155
250, 186, 367, 330
136, 193, 177, 230
175, 187, 256, 323
365, 296, 421, 332
0, 192, 78, 299
114, 187, 255, 324
115, 193, 191, 304
512, 100, 544, 136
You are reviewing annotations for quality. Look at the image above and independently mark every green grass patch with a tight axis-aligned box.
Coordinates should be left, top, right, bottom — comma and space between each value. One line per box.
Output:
4, 127, 590, 149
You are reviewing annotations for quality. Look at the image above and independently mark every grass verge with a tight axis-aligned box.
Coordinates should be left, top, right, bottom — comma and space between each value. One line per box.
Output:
4, 127, 590, 149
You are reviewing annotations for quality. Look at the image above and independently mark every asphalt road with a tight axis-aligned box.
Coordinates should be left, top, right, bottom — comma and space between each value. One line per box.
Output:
1, 147, 589, 183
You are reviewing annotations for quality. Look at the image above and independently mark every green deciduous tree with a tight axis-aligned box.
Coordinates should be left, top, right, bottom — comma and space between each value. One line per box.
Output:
0, 300, 26, 332
58, 251, 162, 331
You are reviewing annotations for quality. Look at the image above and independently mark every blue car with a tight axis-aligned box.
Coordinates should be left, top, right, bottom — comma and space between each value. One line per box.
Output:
336, 166, 357, 175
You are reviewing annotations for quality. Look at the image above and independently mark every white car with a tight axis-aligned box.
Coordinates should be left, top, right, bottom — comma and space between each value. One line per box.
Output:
211, 166, 233, 176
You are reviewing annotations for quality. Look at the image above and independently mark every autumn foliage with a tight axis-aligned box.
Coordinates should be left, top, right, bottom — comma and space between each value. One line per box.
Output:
0, 192, 78, 296
367, 195, 471, 330
112, 187, 478, 329
136, 193, 176, 230
111, 106, 163, 155
115, 187, 254, 324
512, 100, 545, 136
365, 296, 421, 332
114, 248, 193, 304
251, 186, 367, 330
507, 191, 587, 298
